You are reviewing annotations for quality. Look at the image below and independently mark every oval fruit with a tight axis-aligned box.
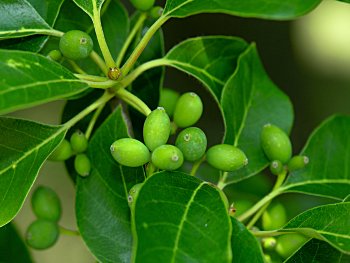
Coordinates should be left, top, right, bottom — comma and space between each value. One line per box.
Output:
151, 145, 184, 171
288, 155, 309, 172
48, 139, 72, 161
143, 107, 171, 151
59, 30, 93, 60
173, 92, 203, 128
276, 233, 308, 259
269, 160, 284, 175
74, 154, 91, 177
31, 186, 61, 222
47, 50, 62, 61
26, 219, 59, 250
206, 144, 248, 172
159, 88, 180, 117
261, 124, 292, 164
262, 202, 287, 231
70, 130, 88, 153
110, 138, 150, 167
128, 183, 143, 208
130, 0, 155, 11
175, 127, 207, 162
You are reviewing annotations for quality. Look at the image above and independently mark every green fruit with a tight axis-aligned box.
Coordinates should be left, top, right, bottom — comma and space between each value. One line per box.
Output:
31, 186, 61, 222
276, 233, 308, 259
70, 130, 88, 153
48, 139, 72, 161
59, 30, 93, 60
261, 124, 292, 164
288, 155, 309, 172
110, 138, 151, 167
150, 6, 163, 19
26, 219, 59, 250
151, 145, 184, 171
130, 0, 155, 11
175, 127, 207, 162
232, 199, 254, 217
262, 202, 287, 231
173, 92, 203, 128
206, 144, 248, 172
74, 154, 91, 177
262, 237, 277, 251
128, 183, 143, 207
159, 88, 180, 117
143, 107, 171, 151
269, 160, 284, 175
47, 50, 62, 61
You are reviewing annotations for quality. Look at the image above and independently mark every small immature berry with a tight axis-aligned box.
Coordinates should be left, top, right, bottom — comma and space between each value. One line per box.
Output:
31, 186, 61, 222
262, 237, 277, 251
173, 92, 203, 128
128, 183, 143, 207
262, 202, 287, 231
70, 130, 88, 153
151, 145, 184, 171
150, 6, 163, 19
74, 154, 91, 177
261, 124, 292, 164
47, 50, 62, 61
269, 160, 284, 175
48, 139, 72, 161
288, 155, 309, 172
130, 0, 155, 11
206, 144, 248, 172
59, 30, 93, 60
175, 127, 207, 162
26, 219, 59, 250
110, 138, 151, 167
159, 88, 180, 117
143, 107, 171, 151
276, 233, 308, 259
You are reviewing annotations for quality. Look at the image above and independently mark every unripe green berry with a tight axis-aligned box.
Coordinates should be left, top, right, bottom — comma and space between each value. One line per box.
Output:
261, 124, 292, 164
206, 144, 248, 172
276, 234, 308, 259
26, 219, 59, 250
175, 127, 207, 162
159, 88, 180, 117
128, 183, 143, 207
74, 154, 91, 177
143, 107, 171, 151
130, 0, 155, 11
232, 199, 253, 217
262, 202, 287, 231
48, 139, 72, 161
70, 130, 88, 153
173, 92, 203, 128
269, 160, 284, 176
110, 138, 151, 167
59, 30, 93, 60
151, 145, 184, 171
288, 155, 309, 172
262, 237, 277, 251
150, 6, 163, 19
47, 50, 62, 61
31, 186, 61, 222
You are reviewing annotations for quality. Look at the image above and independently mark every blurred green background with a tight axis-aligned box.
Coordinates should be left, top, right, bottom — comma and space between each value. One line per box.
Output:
7, 0, 350, 262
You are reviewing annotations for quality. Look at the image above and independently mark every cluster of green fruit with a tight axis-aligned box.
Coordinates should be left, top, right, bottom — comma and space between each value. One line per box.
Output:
25, 186, 62, 249
110, 89, 248, 173
49, 130, 91, 177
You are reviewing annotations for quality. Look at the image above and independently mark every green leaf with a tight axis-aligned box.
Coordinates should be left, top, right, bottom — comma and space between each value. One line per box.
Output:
76, 107, 145, 263
285, 239, 350, 263
280, 115, 350, 200
163, 0, 321, 20
230, 217, 264, 263
0, 0, 65, 52
0, 0, 53, 40
337, 0, 350, 4
281, 202, 350, 254
0, 223, 33, 262
0, 117, 66, 227
72, 0, 105, 18
0, 49, 88, 115
132, 171, 232, 263
222, 45, 293, 184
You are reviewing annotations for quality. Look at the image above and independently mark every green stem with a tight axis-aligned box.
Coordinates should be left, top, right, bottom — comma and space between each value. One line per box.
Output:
64, 92, 114, 129
59, 226, 80, 236
116, 89, 151, 116
68, 60, 86, 74
74, 74, 108, 82
252, 230, 292, 238
92, 1, 116, 70
190, 156, 206, 176
85, 103, 105, 139
217, 172, 228, 190
116, 13, 147, 67
47, 29, 64, 38
90, 51, 108, 75
121, 15, 169, 76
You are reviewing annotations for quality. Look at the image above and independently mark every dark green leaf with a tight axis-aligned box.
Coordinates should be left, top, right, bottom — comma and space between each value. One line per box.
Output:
132, 171, 232, 263
281, 202, 350, 254
222, 45, 293, 184
231, 217, 264, 263
285, 239, 350, 263
0, 0, 53, 39
0, 117, 66, 227
73, 0, 105, 18
281, 115, 350, 200
0, 223, 32, 262
0, 49, 88, 115
337, 0, 350, 4
163, 0, 321, 20
76, 107, 145, 263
